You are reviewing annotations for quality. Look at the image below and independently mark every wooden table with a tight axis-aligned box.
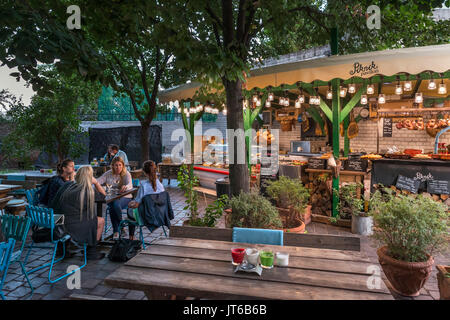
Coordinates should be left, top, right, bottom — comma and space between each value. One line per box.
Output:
94, 188, 139, 218
0, 171, 56, 183
105, 237, 393, 300
0, 184, 22, 198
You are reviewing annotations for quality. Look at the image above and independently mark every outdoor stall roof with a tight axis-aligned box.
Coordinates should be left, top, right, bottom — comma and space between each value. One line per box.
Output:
159, 44, 450, 103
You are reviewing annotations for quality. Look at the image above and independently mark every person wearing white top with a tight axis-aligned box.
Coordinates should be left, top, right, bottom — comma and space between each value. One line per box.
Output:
128, 160, 165, 240
97, 156, 133, 239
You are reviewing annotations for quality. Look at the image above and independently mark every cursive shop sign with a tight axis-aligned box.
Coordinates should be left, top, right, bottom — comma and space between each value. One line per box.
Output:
349, 61, 379, 77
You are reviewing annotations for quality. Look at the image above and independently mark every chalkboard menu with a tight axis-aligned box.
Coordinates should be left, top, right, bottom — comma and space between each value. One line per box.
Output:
383, 118, 392, 137
345, 158, 368, 172
395, 175, 420, 193
308, 158, 327, 169
427, 180, 449, 195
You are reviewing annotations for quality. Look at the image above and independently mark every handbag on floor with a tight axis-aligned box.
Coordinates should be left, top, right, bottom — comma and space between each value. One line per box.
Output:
108, 237, 142, 262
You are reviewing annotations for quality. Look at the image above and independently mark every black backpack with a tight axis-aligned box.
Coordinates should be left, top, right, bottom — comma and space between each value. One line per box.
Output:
108, 238, 142, 262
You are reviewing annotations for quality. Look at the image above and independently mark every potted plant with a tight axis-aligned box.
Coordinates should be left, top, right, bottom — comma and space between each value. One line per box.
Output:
369, 188, 449, 297
228, 191, 282, 229
336, 183, 371, 235
264, 176, 311, 232
177, 164, 200, 225
436, 265, 450, 300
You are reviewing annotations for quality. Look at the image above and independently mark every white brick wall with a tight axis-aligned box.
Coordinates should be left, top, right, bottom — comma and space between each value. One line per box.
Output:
339, 119, 450, 153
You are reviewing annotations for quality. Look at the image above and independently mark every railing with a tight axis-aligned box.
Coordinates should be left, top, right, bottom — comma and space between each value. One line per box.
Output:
78, 112, 218, 122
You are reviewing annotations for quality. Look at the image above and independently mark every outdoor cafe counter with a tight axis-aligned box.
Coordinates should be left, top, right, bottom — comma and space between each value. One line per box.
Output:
370, 158, 450, 193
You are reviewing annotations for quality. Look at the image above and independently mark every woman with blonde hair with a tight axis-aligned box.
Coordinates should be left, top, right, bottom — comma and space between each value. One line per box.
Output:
50, 165, 106, 260
97, 156, 133, 239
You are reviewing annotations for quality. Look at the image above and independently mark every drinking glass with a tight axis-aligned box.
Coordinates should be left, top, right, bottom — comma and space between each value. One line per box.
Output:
245, 248, 259, 266
231, 248, 245, 266
259, 250, 274, 269
275, 252, 289, 267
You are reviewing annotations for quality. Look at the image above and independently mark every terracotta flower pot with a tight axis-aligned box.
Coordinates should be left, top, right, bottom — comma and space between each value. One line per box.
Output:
283, 220, 305, 233
436, 265, 450, 300
377, 246, 434, 297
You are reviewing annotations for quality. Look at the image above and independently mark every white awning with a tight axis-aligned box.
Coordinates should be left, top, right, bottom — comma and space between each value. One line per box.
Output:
159, 44, 450, 103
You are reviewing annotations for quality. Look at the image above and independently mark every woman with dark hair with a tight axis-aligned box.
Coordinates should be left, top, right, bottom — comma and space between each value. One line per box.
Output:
41, 159, 75, 206
127, 160, 165, 240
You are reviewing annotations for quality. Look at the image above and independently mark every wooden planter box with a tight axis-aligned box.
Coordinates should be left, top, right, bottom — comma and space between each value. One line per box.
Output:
437, 265, 450, 300
169, 225, 361, 251
311, 214, 351, 228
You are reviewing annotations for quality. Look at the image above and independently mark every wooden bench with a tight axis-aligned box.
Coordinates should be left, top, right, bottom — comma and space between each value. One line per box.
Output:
193, 186, 217, 200
0, 180, 36, 191
169, 225, 360, 252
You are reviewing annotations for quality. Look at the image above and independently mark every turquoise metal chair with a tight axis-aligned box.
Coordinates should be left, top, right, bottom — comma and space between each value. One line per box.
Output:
6, 175, 27, 196
132, 179, 140, 187
0, 238, 16, 300
0, 215, 33, 294
24, 205, 87, 284
232, 227, 283, 246
118, 208, 168, 250
25, 188, 40, 206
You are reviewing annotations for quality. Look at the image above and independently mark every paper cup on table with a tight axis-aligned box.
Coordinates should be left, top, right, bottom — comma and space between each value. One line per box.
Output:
275, 252, 289, 267
245, 248, 259, 266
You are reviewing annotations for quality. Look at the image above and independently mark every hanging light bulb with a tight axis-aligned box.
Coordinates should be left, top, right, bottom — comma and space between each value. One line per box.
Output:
284, 97, 289, 107
268, 92, 274, 101
295, 99, 301, 108
309, 96, 315, 105
378, 94, 386, 104
252, 95, 258, 103
428, 79, 436, 90
395, 83, 403, 95
367, 84, 375, 95
316, 96, 321, 105
298, 95, 305, 104
339, 86, 347, 97
404, 81, 412, 91
348, 83, 356, 94
222, 108, 227, 115
265, 100, 271, 108
360, 95, 368, 105
256, 98, 261, 107
279, 97, 285, 106
438, 80, 447, 95
243, 99, 248, 110
197, 104, 203, 112
415, 92, 423, 104
326, 85, 332, 100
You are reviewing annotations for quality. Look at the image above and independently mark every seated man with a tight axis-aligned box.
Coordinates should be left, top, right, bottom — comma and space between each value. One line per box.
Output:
38, 159, 75, 207
103, 144, 130, 170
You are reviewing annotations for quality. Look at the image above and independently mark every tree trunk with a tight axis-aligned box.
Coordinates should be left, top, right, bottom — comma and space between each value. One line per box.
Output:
224, 79, 249, 196
140, 121, 150, 165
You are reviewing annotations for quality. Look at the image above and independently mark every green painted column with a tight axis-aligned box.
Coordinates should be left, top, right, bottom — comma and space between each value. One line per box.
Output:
331, 78, 340, 218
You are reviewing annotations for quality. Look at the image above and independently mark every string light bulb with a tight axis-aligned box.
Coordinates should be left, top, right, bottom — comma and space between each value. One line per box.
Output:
284, 97, 289, 107
395, 83, 403, 95
265, 100, 271, 108
367, 84, 375, 95
428, 79, 436, 90
360, 95, 368, 105
404, 81, 412, 91
326, 84, 332, 100
438, 80, 447, 95
415, 92, 423, 104
222, 108, 227, 115
268, 92, 274, 101
339, 86, 347, 97
348, 83, 356, 94
378, 94, 386, 104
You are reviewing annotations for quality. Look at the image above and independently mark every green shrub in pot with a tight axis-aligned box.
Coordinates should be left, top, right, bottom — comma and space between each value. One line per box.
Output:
229, 191, 282, 229
335, 183, 364, 220
369, 188, 449, 296
264, 176, 310, 227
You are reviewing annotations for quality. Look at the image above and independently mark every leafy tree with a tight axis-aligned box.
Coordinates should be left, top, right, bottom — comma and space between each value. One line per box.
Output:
0, 0, 191, 164
159, 0, 449, 195
2, 65, 101, 166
